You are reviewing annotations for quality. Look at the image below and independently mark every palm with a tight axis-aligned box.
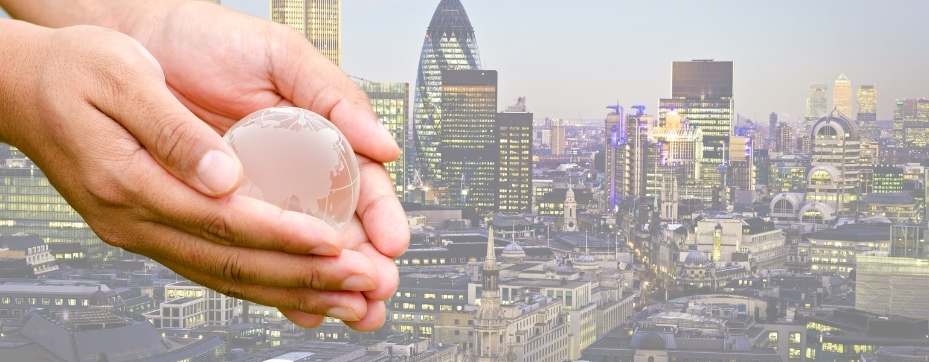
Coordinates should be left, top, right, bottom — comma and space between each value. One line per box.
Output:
120, 2, 408, 329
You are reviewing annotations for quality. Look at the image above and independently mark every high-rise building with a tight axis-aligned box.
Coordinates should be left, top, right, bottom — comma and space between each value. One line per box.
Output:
549, 119, 567, 156
856, 84, 877, 123
671, 60, 733, 99
412, 0, 482, 187
767, 112, 778, 147
728, 135, 754, 191
807, 113, 863, 216
660, 60, 735, 200
439, 69, 498, 214
890, 224, 927, 259
894, 97, 929, 145
496, 98, 533, 214
645, 124, 704, 204
0, 165, 106, 263
774, 122, 794, 154
270, 0, 341, 66
833, 73, 853, 117
605, 105, 649, 210
353, 77, 409, 200
805, 84, 829, 123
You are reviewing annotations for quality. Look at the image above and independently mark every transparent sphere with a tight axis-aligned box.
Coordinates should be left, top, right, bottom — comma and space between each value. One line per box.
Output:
224, 107, 360, 229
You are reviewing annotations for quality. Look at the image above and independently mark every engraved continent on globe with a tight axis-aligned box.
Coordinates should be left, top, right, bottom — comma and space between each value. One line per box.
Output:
223, 107, 360, 229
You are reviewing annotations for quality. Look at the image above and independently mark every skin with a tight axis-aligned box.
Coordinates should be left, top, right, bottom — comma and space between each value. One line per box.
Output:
0, 0, 409, 331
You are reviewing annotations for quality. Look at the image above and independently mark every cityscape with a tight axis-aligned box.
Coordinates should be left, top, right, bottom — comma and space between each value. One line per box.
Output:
2, 1, 929, 362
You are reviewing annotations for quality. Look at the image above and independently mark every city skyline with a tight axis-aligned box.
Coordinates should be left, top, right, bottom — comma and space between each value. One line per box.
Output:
221, 0, 929, 122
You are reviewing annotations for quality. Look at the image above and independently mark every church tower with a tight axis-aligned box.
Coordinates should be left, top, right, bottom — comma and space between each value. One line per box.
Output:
474, 225, 506, 361
563, 186, 578, 232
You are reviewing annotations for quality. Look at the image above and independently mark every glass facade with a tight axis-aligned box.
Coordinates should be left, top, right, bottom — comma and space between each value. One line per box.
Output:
856, 84, 877, 123
439, 69, 498, 214
412, 0, 482, 187
805, 84, 829, 123
496, 111, 533, 214
354, 78, 409, 200
833, 74, 853, 117
0, 164, 106, 262
270, 0, 341, 66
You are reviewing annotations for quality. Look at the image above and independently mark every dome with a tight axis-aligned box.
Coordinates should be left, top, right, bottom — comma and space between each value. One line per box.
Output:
631, 331, 667, 350
811, 115, 858, 140
808, 165, 842, 185
799, 202, 836, 223
683, 246, 709, 266
501, 241, 526, 261
770, 193, 803, 215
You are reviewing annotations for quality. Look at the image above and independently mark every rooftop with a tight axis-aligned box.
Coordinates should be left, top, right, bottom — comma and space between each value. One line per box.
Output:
805, 223, 891, 242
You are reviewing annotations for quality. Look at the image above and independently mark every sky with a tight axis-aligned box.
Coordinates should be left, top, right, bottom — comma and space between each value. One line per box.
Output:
7, 1, 929, 122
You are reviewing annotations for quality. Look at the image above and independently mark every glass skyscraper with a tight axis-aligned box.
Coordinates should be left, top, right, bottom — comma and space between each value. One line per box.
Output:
856, 84, 877, 123
439, 69, 497, 214
270, 0, 341, 66
353, 77, 409, 200
496, 107, 533, 214
805, 84, 829, 124
412, 0, 482, 188
833, 73, 853, 117
658, 60, 736, 206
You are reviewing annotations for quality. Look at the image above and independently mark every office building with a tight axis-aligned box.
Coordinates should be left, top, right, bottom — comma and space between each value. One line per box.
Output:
857, 84, 877, 124
496, 99, 533, 214
890, 224, 927, 259
605, 105, 649, 209
645, 124, 705, 204
412, 0, 482, 186
768, 112, 778, 147
833, 73, 853, 117
0, 165, 106, 262
806, 223, 890, 275
549, 118, 567, 156
806, 114, 864, 216
774, 121, 794, 154
439, 69, 498, 214
660, 60, 735, 199
871, 165, 904, 194
805, 84, 829, 124
163, 281, 242, 326
270, 0, 341, 66
805, 308, 928, 361
894, 97, 929, 145
354, 77, 409, 200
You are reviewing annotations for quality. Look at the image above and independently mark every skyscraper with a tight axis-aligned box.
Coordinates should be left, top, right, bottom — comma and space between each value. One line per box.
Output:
833, 73, 853, 117
496, 98, 533, 214
767, 112, 778, 147
439, 69, 498, 214
549, 119, 567, 156
412, 0, 482, 187
856, 84, 877, 123
353, 77, 409, 200
270, 0, 341, 66
605, 105, 648, 209
805, 84, 829, 123
660, 61, 734, 202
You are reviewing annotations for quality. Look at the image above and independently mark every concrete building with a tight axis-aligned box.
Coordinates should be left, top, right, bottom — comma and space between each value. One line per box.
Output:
163, 281, 242, 327
0, 279, 118, 321
0, 233, 57, 277
805, 84, 829, 124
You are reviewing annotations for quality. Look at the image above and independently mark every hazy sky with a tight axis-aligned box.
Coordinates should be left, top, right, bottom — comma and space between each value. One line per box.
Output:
6, 1, 928, 122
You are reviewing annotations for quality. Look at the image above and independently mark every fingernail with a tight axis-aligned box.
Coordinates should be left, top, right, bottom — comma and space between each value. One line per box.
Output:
342, 275, 375, 291
327, 307, 360, 321
196, 150, 240, 194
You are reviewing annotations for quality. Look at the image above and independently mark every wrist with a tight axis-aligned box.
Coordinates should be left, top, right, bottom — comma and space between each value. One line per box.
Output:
0, 19, 50, 147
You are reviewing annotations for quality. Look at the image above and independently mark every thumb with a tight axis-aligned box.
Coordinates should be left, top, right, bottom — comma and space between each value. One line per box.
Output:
92, 64, 242, 197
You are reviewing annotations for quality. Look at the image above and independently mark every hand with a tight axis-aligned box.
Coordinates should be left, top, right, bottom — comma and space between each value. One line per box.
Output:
0, 22, 384, 325
103, 0, 410, 330
106, 1, 410, 330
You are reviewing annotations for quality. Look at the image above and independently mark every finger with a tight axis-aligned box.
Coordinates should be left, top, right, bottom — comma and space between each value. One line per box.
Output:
124, 149, 342, 256
269, 29, 399, 163
355, 156, 409, 257
159, 259, 367, 321
90, 41, 242, 197
137, 221, 377, 291
342, 217, 400, 301
344, 300, 387, 332
279, 308, 324, 328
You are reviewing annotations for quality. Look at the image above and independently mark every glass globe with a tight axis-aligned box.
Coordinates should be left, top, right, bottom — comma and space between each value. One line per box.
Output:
223, 107, 360, 229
